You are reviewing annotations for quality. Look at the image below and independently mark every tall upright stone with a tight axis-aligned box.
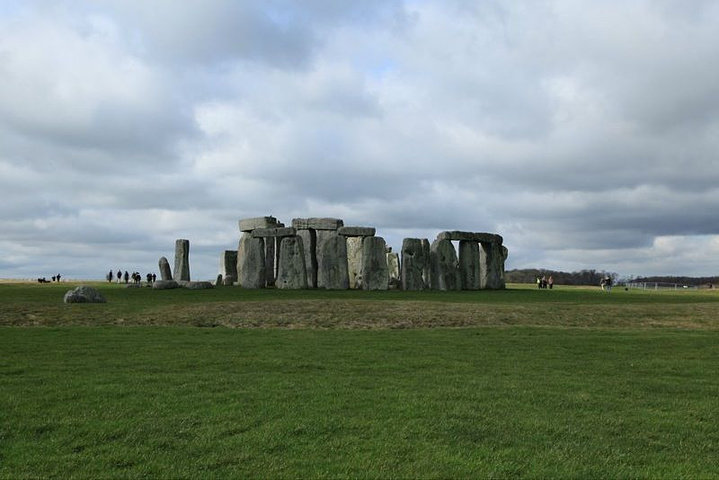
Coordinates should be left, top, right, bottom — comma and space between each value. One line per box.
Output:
276, 236, 308, 289
421, 239, 434, 290
173, 239, 190, 282
362, 236, 389, 290
221, 250, 238, 286
459, 241, 480, 290
346, 236, 364, 289
401, 238, 429, 290
296, 229, 317, 288
480, 240, 505, 289
387, 251, 401, 289
265, 237, 276, 287
431, 239, 461, 291
237, 233, 266, 289
158, 256, 172, 281
316, 231, 349, 290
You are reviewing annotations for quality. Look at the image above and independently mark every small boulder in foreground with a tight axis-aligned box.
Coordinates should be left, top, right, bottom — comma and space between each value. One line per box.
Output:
63, 286, 107, 304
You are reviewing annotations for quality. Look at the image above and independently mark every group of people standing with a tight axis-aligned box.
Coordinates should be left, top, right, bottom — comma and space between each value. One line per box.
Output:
600, 275, 613, 292
536, 275, 554, 289
107, 269, 156, 285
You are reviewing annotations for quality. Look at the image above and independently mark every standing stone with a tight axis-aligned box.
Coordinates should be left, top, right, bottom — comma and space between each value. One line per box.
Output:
431, 239, 461, 291
316, 231, 349, 290
459, 241, 480, 290
421, 239, 433, 289
216, 274, 223, 287
264, 237, 276, 287
297, 229, 317, 288
237, 233, 266, 289
346, 236, 364, 289
387, 252, 401, 289
276, 236, 308, 289
401, 238, 429, 290
480, 241, 506, 289
173, 239, 190, 282
158, 256, 172, 281
362, 236, 389, 290
221, 250, 238, 285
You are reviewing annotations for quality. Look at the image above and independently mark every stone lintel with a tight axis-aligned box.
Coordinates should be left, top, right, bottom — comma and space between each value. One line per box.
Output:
291, 218, 344, 230
437, 231, 503, 244
338, 226, 376, 237
239, 216, 279, 232
251, 227, 297, 238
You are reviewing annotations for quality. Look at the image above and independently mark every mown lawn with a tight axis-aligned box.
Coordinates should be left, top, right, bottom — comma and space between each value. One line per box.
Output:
1, 284, 719, 478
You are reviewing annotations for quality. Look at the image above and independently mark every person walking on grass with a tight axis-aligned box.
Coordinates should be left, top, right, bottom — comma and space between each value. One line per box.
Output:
548, 276, 554, 290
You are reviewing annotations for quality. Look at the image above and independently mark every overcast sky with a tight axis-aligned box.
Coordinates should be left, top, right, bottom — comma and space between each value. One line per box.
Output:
2, 0, 719, 281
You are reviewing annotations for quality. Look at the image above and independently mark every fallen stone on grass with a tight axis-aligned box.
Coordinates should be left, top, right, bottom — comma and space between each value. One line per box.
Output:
181, 281, 214, 290
152, 280, 180, 290
63, 286, 106, 304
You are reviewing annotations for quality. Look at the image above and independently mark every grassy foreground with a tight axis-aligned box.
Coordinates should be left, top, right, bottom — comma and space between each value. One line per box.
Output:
1, 283, 719, 478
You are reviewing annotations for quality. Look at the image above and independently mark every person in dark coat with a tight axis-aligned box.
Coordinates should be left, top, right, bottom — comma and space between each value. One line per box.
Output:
124, 271, 129, 284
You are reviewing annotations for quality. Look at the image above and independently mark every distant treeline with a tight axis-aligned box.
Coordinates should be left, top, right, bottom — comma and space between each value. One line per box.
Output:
630, 276, 719, 286
506, 269, 617, 286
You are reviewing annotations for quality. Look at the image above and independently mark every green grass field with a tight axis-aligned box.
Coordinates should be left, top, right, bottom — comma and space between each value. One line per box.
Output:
2, 283, 719, 478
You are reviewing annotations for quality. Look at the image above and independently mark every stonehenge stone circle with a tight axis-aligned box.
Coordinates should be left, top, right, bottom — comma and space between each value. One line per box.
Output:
173, 239, 190, 282
228, 215, 506, 291
158, 256, 172, 281
276, 236, 308, 289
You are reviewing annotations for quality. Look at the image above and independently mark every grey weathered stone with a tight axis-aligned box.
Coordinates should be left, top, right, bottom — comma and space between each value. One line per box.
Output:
480, 241, 506, 289
401, 238, 429, 290
387, 252, 400, 289
297, 229, 317, 288
221, 250, 238, 285
338, 226, 376, 237
63, 286, 106, 303
152, 280, 180, 290
346, 236, 364, 289
251, 227, 297, 238
173, 239, 190, 282
459, 241, 481, 290
431, 239, 461, 291
182, 281, 214, 290
316, 230, 349, 289
159, 256, 172, 281
292, 218, 344, 230
264, 237, 276, 287
216, 274, 223, 286
437, 231, 503, 244
237, 233, 266, 289
421, 239, 433, 289
362, 236, 389, 290
276, 236, 308, 289
239, 216, 279, 232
